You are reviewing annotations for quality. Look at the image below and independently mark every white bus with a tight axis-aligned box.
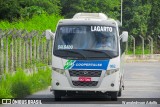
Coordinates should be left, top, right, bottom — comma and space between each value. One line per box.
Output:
46, 13, 128, 100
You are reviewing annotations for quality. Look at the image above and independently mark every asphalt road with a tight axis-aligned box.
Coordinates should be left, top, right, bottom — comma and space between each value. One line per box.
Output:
1, 62, 160, 107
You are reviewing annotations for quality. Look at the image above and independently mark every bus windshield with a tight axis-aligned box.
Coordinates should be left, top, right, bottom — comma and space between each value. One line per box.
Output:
54, 25, 118, 59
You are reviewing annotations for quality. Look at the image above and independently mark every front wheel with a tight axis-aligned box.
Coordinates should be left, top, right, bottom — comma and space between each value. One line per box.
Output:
110, 92, 118, 101
118, 87, 122, 97
54, 90, 63, 101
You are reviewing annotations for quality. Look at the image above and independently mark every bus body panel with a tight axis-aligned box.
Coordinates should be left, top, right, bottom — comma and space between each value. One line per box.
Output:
51, 71, 120, 92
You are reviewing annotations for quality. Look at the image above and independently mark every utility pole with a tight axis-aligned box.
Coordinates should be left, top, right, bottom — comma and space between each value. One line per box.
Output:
121, 0, 123, 26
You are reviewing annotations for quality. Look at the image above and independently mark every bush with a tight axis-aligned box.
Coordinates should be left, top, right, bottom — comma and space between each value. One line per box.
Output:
29, 67, 51, 93
0, 67, 51, 98
11, 70, 31, 98
0, 73, 13, 98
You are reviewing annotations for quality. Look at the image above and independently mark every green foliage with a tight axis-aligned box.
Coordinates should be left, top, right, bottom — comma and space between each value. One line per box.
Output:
60, 0, 120, 19
148, 0, 160, 36
32, 0, 61, 15
29, 67, 51, 93
20, 6, 46, 19
0, 0, 61, 21
0, 14, 63, 31
0, 0, 20, 21
0, 73, 13, 98
0, 67, 51, 98
123, 0, 152, 37
127, 46, 150, 55
11, 70, 31, 98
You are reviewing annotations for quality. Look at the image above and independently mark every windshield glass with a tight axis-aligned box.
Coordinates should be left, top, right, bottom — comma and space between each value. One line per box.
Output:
54, 25, 118, 59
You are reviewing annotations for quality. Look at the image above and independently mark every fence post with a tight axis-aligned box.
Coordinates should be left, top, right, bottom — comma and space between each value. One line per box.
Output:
50, 38, 53, 65
37, 35, 40, 61
14, 33, 18, 71
23, 36, 26, 69
34, 36, 37, 69
39, 36, 43, 62
30, 36, 32, 69
26, 36, 28, 66
19, 32, 22, 68
147, 38, 151, 54
139, 35, 144, 58
42, 32, 46, 63
148, 36, 153, 58
0, 35, 4, 74
11, 36, 14, 72
46, 39, 50, 65
130, 35, 135, 56
6, 30, 13, 72
43, 37, 47, 63
126, 40, 128, 54
5, 35, 8, 72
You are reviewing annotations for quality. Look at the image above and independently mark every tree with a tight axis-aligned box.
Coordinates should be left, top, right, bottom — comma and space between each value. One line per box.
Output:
0, 0, 21, 21
148, 0, 160, 36
60, 0, 120, 19
20, 6, 46, 19
0, 0, 61, 21
123, 0, 151, 37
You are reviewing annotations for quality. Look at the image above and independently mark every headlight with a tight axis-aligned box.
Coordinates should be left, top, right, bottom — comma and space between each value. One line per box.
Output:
52, 67, 65, 75
105, 68, 119, 76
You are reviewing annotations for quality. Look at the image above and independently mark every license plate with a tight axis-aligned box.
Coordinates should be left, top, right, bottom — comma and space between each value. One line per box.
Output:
79, 77, 91, 82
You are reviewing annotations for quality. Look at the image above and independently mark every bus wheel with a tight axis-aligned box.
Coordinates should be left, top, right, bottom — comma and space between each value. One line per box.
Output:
118, 87, 122, 97
110, 92, 118, 101
118, 79, 122, 97
54, 91, 62, 101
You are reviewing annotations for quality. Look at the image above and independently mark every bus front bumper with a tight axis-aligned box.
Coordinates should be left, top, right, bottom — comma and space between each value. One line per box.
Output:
50, 71, 120, 92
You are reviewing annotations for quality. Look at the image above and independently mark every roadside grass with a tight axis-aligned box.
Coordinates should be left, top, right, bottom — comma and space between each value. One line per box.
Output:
0, 67, 51, 98
126, 45, 150, 55
127, 49, 150, 55
0, 14, 63, 32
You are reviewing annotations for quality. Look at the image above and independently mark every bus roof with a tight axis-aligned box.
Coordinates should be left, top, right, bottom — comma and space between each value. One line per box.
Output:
73, 13, 108, 20
58, 13, 121, 27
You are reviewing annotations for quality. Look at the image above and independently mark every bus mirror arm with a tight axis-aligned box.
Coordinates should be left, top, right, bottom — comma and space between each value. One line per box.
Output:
120, 31, 128, 42
46, 29, 55, 40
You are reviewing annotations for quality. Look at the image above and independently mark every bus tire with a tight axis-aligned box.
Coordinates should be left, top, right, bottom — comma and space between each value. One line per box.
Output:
118, 78, 122, 97
54, 91, 62, 101
118, 87, 122, 97
110, 92, 118, 101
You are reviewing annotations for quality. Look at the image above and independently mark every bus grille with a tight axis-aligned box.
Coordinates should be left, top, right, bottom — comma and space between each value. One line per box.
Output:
72, 81, 98, 86
69, 70, 102, 77
69, 70, 102, 87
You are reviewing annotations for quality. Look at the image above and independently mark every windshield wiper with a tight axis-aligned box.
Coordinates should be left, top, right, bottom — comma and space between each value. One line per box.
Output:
83, 49, 112, 58
60, 50, 87, 59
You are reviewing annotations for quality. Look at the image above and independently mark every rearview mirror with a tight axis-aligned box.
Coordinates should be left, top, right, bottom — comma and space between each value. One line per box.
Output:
46, 29, 55, 40
121, 31, 128, 42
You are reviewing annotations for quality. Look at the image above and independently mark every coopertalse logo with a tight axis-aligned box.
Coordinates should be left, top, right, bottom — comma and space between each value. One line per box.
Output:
64, 60, 110, 70
64, 60, 75, 69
